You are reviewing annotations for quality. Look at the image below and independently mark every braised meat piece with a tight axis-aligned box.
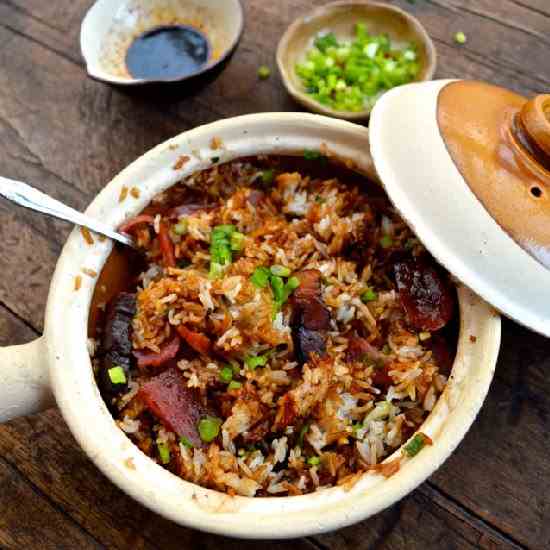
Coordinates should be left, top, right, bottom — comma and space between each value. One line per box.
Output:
133, 335, 180, 369
139, 368, 211, 448
394, 258, 455, 332
291, 270, 330, 364
100, 292, 136, 399
293, 327, 326, 365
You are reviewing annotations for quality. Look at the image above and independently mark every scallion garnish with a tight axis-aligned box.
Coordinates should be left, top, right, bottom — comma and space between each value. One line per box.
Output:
286, 276, 300, 291
403, 432, 432, 457
261, 169, 275, 185
270, 265, 291, 277
454, 31, 467, 45
361, 288, 378, 303
295, 23, 420, 113
198, 416, 222, 443
180, 436, 194, 449
228, 380, 242, 390
258, 65, 271, 79
307, 456, 320, 466
108, 366, 126, 385
219, 366, 233, 383
230, 231, 245, 252
157, 441, 171, 464
303, 149, 323, 161
270, 275, 285, 303
245, 353, 270, 370
251, 266, 271, 288
209, 224, 240, 279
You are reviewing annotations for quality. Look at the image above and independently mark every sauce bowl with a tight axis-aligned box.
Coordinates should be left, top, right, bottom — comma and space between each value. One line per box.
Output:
81, 0, 244, 85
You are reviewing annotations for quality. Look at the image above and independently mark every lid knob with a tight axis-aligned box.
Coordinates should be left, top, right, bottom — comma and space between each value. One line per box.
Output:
516, 95, 550, 168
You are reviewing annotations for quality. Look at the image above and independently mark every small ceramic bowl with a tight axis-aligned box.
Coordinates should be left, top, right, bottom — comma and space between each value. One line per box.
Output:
276, 1, 437, 120
81, 0, 244, 86
0, 113, 500, 538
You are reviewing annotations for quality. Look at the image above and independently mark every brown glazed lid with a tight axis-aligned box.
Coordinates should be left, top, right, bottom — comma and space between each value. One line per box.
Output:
370, 80, 550, 337
438, 81, 550, 269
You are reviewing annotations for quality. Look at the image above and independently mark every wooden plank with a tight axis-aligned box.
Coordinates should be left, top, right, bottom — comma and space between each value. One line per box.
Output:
0, 410, 319, 550
429, 318, 550, 549
314, 484, 522, 550
0, 408, 522, 550
0, 0, 548, 548
0, 456, 103, 549
0, 205, 59, 331
393, 0, 550, 93
0, 303, 37, 346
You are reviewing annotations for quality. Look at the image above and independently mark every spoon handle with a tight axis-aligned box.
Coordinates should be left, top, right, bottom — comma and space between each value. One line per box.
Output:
0, 177, 135, 248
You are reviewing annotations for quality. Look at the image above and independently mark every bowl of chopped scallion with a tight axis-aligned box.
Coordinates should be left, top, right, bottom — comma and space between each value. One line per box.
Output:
276, 1, 436, 120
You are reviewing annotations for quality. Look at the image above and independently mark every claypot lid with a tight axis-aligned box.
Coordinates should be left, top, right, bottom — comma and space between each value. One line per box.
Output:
370, 79, 550, 337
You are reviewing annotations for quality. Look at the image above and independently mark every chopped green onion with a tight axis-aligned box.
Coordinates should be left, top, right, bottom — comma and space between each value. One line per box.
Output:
209, 262, 224, 280
180, 436, 194, 449
261, 169, 275, 185
245, 353, 270, 370
295, 26, 420, 113
108, 366, 126, 385
454, 31, 467, 45
211, 156, 220, 163
157, 441, 170, 464
270, 265, 291, 277
304, 149, 323, 161
361, 288, 378, 303
198, 416, 222, 443
258, 65, 271, 79
251, 266, 271, 288
286, 276, 300, 291
214, 224, 236, 234
173, 218, 188, 235
298, 422, 310, 447
228, 380, 243, 390
270, 275, 285, 303
403, 432, 432, 457
231, 231, 245, 252
379, 235, 393, 249
238, 448, 246, 457
314, 32, 338, 53
209, 225, 239, 279
307, 456, 320, 466
219, 366, 233, 383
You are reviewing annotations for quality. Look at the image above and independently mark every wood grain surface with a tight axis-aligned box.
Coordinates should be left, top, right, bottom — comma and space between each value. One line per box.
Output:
0, 0, 549, 548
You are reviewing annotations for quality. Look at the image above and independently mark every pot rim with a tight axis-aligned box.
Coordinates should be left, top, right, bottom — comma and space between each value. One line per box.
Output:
44, 112, 500, 538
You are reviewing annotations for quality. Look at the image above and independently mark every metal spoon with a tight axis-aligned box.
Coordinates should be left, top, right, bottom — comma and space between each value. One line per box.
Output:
0, 176, 136, 248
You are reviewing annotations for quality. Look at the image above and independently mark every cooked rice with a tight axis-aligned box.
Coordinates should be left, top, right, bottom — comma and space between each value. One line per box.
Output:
94, 158, 454, 497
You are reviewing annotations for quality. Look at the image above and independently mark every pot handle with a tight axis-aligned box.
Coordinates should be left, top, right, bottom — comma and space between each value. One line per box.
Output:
0, 336, 54, 423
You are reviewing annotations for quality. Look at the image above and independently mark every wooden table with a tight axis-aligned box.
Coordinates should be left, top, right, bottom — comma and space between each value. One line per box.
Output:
0, 0, 548, 548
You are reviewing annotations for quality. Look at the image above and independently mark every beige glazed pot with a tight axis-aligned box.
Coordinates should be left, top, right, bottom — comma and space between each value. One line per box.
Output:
0, 111, 500, 538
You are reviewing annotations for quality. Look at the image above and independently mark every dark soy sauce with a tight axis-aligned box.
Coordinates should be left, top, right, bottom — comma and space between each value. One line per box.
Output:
126, 25, 210, 81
